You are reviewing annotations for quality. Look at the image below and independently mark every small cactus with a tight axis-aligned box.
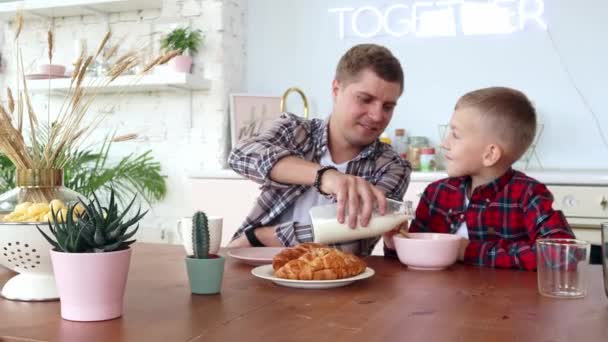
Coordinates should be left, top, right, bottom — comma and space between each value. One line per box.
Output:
192, 211, 210, 259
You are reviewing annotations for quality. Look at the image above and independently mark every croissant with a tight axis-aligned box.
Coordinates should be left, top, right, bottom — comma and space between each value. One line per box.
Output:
272, 243, 325, 270
273, 243, 366, 280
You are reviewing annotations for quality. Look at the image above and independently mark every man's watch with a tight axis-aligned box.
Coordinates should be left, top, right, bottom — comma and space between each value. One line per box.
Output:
314, 166, 337, 196
244, 228, 265, 247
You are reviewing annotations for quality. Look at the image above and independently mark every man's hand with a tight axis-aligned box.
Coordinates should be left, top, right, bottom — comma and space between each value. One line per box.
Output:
320, 170, 387, 229
226, 226, 282, 248
383, 221, 408, 250
458, 238, 470, 261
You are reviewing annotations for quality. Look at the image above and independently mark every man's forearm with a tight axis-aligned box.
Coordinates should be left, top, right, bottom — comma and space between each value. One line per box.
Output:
269, 156, 321, 186
253, 226, 283, 247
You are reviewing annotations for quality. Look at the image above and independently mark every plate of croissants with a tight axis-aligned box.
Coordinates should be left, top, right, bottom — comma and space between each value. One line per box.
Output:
251, 243, 374, 289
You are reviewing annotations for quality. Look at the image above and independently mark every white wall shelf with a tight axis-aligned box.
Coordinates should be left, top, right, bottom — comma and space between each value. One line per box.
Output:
27, 73, 212, 94
0, 0, 162, 20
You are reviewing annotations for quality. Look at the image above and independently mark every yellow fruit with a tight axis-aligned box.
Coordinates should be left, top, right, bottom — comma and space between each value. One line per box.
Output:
25, 216, 39, 222
49, 199, 66, 212
73, 203, 86, 216
27, 203, 50, 217
3, 200, 80, 223
13, 202, 32, 214
10, 214, 26, 222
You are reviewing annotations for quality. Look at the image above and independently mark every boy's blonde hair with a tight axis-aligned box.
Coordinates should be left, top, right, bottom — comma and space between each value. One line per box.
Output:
455, 87, 537, 160
335, 44, 404, 94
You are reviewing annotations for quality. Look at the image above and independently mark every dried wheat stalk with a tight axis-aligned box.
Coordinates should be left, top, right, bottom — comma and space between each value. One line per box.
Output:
6, 88, 14, 114
75, 56, 93, 88
103, 44, 119, 61
94, 31, 111, 60
47, 30, 53, 63
158, 51, 179, 65
13, 14, 23, 41
112, 133, 138, 142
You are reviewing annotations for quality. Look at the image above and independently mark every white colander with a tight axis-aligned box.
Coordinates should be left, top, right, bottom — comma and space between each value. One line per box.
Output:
0, 222, 57, 301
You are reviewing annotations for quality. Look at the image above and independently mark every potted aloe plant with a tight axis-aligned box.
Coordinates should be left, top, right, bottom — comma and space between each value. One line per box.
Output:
37, 188, 147, 321
161, 27, 203, 73
185, 211, 225, 294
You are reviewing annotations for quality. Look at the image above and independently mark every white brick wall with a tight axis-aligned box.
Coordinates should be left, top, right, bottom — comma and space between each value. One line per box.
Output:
0, 0, 247, 241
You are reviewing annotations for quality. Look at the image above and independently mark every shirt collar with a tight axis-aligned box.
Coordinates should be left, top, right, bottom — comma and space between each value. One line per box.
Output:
465, 168, 515, 202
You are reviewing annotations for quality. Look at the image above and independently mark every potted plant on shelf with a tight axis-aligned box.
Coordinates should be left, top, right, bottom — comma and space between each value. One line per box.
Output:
185, 211, 225, 295
37, 188, 147, 321
161, 27, 203, 73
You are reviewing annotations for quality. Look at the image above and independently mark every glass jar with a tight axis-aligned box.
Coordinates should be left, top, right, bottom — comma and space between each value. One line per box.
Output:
420, 147, 436, 172
0, 169, 85, 222
407, 136, 429, 171
393, 128, 408, 159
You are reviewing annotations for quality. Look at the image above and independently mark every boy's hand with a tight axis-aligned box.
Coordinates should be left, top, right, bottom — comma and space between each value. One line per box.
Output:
383, 221, 408, 250
458, 238, 470, 261
320, 170, 387, 229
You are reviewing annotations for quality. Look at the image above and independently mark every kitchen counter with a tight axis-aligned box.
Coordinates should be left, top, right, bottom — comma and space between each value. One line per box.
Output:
189, 169, 608, 185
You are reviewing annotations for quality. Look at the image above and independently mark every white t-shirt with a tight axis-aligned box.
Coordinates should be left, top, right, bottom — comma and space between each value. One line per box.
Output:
455, 195, 470, 239
278, 149, 349, 226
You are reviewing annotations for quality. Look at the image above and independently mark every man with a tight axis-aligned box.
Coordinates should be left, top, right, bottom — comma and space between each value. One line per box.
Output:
227, 44, 411, 256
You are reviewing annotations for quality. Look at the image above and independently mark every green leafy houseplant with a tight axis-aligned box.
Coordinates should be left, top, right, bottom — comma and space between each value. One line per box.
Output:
161, 27, 203, 56
0, 136, 166, 206
37, 188, 147, 253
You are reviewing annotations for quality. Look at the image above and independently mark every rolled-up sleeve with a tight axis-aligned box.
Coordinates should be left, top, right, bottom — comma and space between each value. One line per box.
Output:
275, 222, 314, 246
229, 113, 308, 190
373, 154, 411, 201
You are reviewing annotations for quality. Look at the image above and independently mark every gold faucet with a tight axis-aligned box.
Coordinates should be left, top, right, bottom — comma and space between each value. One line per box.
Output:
280, 87, 309, 119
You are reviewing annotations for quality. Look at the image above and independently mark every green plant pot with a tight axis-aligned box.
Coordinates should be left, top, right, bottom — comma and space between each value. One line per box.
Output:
185, 255, 225, 295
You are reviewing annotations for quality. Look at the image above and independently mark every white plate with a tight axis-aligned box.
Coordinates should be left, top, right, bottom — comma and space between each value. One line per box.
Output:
227, 247, 285, 266
251, 264, 375, 289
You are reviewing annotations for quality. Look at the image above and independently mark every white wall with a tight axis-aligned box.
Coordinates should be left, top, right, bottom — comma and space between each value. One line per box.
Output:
245, 0, 608, 169
0, 0, 247, 240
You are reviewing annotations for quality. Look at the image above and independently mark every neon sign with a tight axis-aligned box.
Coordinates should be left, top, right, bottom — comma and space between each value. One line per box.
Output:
328, 0, 546, 39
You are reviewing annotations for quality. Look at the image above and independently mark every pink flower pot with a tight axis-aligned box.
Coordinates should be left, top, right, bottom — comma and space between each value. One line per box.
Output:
170, 55, 193, 73
50, 248, 132, 321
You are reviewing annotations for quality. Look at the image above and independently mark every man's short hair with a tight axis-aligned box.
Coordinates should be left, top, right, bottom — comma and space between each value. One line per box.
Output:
456, 86, 537, 160
335, 44, 404, 93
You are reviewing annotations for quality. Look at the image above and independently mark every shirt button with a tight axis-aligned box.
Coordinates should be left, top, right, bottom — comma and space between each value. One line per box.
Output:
485, 198, 491, 203
448, 209, 453, 214
460, 214, 464, 219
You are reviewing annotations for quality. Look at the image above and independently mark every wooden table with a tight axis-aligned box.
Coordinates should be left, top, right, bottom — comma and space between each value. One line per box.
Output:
0, 243, 607, 342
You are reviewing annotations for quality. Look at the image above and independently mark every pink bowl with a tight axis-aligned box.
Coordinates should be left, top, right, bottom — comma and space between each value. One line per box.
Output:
393, 233, 462, 270
38, 64, 66, 76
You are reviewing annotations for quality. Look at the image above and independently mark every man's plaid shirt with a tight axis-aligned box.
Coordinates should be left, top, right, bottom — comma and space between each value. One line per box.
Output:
228, 113, 411, 256
409, 168, 575, 270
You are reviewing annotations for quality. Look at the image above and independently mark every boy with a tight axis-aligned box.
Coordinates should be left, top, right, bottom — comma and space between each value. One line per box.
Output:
391, 87, 574, 270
